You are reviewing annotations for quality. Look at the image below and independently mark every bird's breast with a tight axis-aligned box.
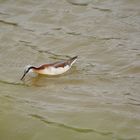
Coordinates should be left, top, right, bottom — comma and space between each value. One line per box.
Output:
35, 65, 70, 75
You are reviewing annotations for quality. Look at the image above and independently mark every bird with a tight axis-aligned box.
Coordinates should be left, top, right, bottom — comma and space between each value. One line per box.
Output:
21, 56, 78, 80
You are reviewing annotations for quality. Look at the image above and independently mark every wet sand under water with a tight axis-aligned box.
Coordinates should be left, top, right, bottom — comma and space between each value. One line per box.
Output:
0, 0, 140, 140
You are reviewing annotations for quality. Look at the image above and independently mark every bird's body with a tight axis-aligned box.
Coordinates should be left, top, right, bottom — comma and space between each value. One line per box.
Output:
34, 64, 70, 75
21, 56, 78, 80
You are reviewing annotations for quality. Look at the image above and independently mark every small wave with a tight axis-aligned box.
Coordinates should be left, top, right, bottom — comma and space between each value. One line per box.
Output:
0, 79, 26, 86
29, 114, 113, 135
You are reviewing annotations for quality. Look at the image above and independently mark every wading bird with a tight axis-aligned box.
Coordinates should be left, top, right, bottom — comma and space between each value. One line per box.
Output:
21, 56, 78, 80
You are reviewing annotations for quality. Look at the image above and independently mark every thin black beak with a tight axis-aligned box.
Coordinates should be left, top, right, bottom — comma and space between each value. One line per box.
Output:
20, 72, 27, 80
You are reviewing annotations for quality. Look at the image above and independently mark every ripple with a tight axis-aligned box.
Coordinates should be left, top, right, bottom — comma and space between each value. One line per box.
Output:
0, 79, 25, 86
29, 114, 113, 135
67, 0, 92, 6
0, 19, 18, 26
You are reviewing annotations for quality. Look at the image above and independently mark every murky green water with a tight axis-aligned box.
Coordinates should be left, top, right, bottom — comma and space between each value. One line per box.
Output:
0, 0, 140, 140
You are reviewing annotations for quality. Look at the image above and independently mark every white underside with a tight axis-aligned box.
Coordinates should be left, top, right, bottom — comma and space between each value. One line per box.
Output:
40, 65, 70, 75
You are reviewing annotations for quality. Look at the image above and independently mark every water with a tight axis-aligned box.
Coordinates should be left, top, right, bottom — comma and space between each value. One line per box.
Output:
0, 0, 140, 139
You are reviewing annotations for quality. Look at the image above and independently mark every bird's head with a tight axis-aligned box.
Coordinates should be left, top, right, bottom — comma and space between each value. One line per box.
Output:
20, 65, 35, 80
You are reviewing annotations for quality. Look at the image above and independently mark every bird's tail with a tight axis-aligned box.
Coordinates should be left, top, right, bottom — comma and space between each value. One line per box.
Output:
69, 56, 78, 66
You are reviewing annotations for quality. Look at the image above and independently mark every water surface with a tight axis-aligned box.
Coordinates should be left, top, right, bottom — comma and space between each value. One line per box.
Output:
0, 0, 140, 140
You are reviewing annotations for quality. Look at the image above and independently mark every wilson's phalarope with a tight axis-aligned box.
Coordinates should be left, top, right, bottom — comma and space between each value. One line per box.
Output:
21, 56, 78, 80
